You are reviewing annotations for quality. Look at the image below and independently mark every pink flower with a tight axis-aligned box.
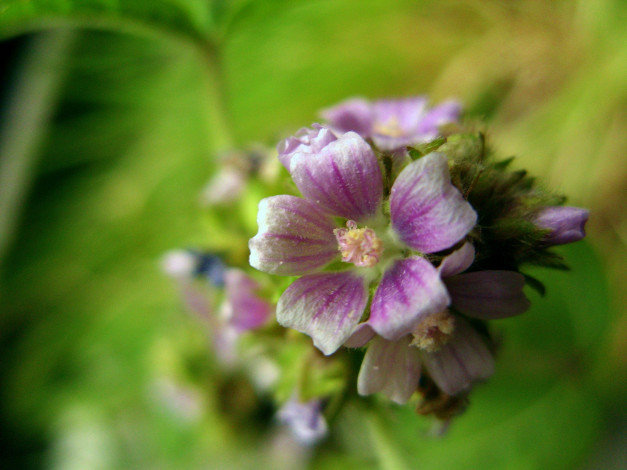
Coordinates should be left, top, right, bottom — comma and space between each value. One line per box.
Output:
249, 128, 476, 355
321, 96, 461, 152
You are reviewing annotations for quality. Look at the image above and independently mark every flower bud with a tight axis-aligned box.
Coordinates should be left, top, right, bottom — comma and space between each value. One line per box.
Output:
534, 206, 589, 245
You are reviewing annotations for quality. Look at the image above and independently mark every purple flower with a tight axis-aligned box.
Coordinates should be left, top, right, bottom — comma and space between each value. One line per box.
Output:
355, 243, 530, 402
249, 129, 476, 355
321, 96, 461, 152
163, 251, 273, 365
534, 206, 589, 245
277, 397, 328, 445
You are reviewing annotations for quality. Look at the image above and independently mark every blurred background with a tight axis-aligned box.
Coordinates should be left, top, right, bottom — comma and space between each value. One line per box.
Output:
0, 0, 625, 469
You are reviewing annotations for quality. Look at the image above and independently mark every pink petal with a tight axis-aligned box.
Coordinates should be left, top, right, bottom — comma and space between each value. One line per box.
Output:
415, 100, 462, 136
390, 153, 477, 253
343, 323, 375, 348
276, 272, 368, 355
373, 97, 428, 129
445, 271, 531, 319
438, 242, 475, 277
290, 132, 383, 221
249, 196, 338, 275
421, 317, 494, 396
223, 269, 273, 331
369, 257, 450, 340
371, 97, 428, 151
357, 336, 422, 404
321, 98, 373, 138
277, 124, 338, 171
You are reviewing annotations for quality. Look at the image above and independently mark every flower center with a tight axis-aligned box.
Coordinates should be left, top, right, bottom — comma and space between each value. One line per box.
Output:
410, 310, 455, 352
372, 117, 405, 138
334, 220, 383, 268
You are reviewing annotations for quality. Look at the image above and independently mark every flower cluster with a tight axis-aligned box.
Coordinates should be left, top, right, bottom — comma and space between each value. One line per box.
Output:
249, 96, 588, 412
163, 96, 588, 444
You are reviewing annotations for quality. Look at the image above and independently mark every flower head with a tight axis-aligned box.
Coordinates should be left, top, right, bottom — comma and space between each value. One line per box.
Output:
249, 127, 476, 355
322, 96, 461, 152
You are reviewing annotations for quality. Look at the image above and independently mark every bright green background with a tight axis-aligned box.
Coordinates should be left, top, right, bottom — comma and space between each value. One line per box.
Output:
0, 1, 625, 469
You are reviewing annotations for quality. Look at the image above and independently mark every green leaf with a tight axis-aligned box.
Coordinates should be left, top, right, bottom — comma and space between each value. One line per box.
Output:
0, 0, 215, 43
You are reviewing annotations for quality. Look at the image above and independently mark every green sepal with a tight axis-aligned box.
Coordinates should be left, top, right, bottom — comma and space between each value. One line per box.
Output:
407, 136, 447, 160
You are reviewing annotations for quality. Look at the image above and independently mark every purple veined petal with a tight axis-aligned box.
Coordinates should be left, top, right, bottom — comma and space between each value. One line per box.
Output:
534, 206, 589, 245
320, 98, 374, 138
357, 335, 422, 404
277, 272, 368, 355
438, 242, 475, 277
390, 152, 477, 253
421, 316, 494, 396
249, 196, 338, 276
369, 257, 450, 340
344, 323, 375, 348
290, 132, 383, 221
277, 124, 338, 171
445, 271, 531, 319
223, 269, 273, 332
415, 100, 462, 137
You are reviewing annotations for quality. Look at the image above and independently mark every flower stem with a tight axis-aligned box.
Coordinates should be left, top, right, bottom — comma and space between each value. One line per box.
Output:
0, 30, 75, 267
200, 41, 235, 153
367, 412, 412, 470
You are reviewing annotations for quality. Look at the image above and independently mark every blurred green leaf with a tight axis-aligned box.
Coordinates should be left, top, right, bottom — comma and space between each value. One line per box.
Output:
0, 0, 213, 43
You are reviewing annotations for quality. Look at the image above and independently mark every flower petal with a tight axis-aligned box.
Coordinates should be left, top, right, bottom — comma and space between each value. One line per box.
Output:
534, 206, 589, 245
421, 317, 494, 395
290, 132, 383, 221
445, 271, 531, 319
277, 124, 337, 171
343, 323, 375, 348
415, 100, 461, 136
390, 152, 477, 253
223, 269, 273, 331
373, 97, 427, 133
369, 257, 450, 340
249, 196, 338, 275
321, 98, 373, 138
357, 335, 422, 404
371, 97, 428, 151
438, 242, 475, 277
276, 272, 368, 355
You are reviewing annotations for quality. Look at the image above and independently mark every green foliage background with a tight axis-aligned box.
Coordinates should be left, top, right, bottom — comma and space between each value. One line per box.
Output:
0, 1, 625, 469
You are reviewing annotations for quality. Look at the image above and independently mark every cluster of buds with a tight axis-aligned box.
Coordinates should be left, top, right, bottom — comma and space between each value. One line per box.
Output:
164, 96, 588, 444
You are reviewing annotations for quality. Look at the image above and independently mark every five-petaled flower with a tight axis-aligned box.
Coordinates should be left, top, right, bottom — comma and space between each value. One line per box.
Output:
249, 127, 476, 355
321, 96, 461, 152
